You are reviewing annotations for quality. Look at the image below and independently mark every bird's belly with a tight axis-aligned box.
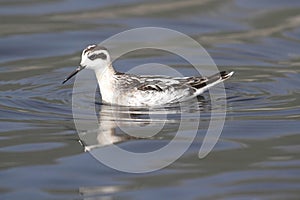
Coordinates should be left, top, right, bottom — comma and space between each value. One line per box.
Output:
112, 90, 190, 107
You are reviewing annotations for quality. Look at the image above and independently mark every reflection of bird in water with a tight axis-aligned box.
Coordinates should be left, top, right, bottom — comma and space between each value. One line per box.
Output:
78, 105, 137, 151
78, 101, 206, 151
63, 44, 234, 106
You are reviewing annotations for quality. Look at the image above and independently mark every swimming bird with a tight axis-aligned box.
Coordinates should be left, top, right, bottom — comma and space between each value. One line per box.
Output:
63, 45, 234, 106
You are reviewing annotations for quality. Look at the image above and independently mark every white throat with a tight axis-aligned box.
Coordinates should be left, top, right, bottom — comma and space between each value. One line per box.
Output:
94, 64, 116, 104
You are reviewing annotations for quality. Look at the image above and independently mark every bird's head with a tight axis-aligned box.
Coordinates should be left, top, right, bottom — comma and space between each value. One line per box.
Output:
80, 44, 111, 70
62, 44, 111, 84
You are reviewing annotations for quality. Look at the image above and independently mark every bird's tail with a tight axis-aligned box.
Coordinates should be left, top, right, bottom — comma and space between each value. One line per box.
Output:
194, 71, 234, 96
207, 71, 234, 83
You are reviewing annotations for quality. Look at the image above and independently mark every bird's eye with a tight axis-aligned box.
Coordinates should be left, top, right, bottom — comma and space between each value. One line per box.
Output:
88, 53, 107, 60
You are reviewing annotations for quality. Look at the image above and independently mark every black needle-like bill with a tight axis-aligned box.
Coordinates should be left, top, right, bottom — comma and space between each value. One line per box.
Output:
62, 65, 85, 84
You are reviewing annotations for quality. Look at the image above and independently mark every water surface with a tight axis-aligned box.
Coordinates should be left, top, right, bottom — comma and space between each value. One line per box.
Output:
1, 0, 300, 199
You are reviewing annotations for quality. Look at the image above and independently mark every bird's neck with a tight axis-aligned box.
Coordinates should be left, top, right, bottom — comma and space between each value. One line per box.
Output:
94, 64, 117, 104
95, 64, 116, 81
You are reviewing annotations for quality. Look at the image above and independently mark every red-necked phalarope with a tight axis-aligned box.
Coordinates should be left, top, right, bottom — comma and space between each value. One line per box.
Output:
63, 44, 234, 106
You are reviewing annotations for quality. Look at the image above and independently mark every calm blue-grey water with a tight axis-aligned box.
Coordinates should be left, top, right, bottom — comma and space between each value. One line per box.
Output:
1, 0, 300, 199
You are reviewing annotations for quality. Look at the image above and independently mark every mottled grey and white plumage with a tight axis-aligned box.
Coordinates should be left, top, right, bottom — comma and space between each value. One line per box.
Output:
63, 44, 234, 106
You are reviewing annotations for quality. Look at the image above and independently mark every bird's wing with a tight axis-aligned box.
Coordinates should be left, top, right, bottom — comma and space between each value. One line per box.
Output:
117, 71, 233, 93
136, 76, 188, 92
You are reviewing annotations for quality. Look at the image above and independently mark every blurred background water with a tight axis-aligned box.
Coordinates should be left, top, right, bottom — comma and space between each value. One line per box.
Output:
1, 0, 300, 199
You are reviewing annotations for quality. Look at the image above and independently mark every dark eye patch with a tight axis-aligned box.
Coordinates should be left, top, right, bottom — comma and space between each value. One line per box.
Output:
88, 53, 107, 60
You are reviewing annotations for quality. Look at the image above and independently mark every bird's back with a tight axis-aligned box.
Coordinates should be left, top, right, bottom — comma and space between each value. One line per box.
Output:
108, 71, 233, 106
